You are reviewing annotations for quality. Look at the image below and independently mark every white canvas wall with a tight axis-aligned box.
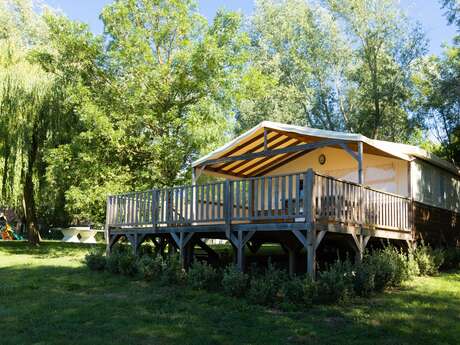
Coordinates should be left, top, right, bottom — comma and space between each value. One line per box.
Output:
266, 147, 409, 196
411, 159, 460, 212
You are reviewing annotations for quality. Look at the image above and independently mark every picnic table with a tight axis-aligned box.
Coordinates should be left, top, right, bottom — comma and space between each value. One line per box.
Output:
57, 226, 104, 244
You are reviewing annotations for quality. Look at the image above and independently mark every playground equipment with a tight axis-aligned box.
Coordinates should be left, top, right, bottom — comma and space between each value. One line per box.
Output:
0, 214, 23, 240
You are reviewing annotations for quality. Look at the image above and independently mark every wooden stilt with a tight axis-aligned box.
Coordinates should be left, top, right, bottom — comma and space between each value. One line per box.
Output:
236, 231, 245, 272
307, 229, 316, 278
170, 232, 193, 269
126, 233, 138, 255
227, 230, 255, 272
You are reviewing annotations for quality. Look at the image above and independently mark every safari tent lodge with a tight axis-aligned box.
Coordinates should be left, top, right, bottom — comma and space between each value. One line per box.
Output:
105, 121, 460, 276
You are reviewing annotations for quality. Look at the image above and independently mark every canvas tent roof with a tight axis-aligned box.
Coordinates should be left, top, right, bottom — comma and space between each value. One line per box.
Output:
192, 121, 460, 178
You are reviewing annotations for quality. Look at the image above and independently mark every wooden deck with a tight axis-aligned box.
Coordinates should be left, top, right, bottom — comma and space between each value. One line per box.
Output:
105, 169, 414, 276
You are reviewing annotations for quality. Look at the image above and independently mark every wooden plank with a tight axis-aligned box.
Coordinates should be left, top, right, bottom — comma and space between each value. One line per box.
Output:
260, 177, 265, 216
288, 175, 293, 216
295, 174, 300, 216
267, 176, 272, 217
242, 181, 247, 219
217, 183, 221, 220
206, 184, 210, 221
358, 141, 363, 184
281, 175, 286, 216
274, 176, 279, 216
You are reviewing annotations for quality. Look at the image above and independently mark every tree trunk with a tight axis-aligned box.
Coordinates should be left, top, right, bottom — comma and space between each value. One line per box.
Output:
23, 128, 41, 245
2, 144, 10, 200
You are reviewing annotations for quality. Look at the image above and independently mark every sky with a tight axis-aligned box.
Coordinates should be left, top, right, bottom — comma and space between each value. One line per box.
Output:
44, 0, 457, 56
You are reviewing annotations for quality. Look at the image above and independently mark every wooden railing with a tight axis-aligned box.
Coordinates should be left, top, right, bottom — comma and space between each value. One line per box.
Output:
107, 170, 412, 232
314, 174, 412, 231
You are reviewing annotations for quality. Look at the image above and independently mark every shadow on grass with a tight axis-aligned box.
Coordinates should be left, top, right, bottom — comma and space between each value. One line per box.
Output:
1, 261, 460, 345
0, 240, 104, 257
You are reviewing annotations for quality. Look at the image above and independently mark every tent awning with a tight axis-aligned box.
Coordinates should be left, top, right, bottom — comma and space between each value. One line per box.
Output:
192, 121, 460, 178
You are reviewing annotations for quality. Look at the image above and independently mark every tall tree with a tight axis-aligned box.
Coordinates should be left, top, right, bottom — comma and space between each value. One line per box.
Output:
0, 0, 65, 244
416, 0, 460, 164
326, 0, 427, 141
43, 0, 247, 223
237, 0, 351, 133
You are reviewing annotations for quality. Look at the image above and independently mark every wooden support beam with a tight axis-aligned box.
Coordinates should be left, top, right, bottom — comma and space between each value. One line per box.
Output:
315, 230, 327, 251
363, 235, 371, 249
210, 132, 266, 167
195, 238, 220, 261
213, 134, 291, 175
227, 230, 255, 272
339, 142, 359, 162
358, 141, 364, 184
306, 230, 316, 278
236, 231, 245, 272
126, 233, 138, 255
171, 232, 194, 269
105, 196, 111, 255
263, 128, 268, 151
108, 234, 120, 253
199, 139, 346, 167
235, 139, 301, 175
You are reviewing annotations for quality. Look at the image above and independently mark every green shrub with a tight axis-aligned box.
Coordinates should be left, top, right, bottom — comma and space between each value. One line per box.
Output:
138, 242, 156, 257
282, 275, 317, 306
187, 261, 220, 291
248, 276, 278, 306
366, 247, 409, 291
248, 264, 287, 306
406, 250, 420, 277
160, 254, 184, 285
118, 252, 138, 276
138, 255, 163, 281
84, 249, 106, 271
442, 247, 460, 270
317, 260, 354, 303
106, 252, 122, 274
414, 244, 444, 276
353, 261, 375, 297
221, 265, 249, 297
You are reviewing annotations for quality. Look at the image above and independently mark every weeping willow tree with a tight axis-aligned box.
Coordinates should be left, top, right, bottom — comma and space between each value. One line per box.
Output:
0, 0, 60, 244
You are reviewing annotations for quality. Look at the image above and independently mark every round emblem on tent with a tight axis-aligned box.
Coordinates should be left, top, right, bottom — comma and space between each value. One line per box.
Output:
318, 154, 326, 165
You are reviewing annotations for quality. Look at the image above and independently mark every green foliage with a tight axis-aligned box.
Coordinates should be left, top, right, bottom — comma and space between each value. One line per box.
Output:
160, 254, 185, 285
187, 261, 220, 291
106, 252, 121, 274
365, 247, 410, 291
117, 251, 138, 276
282, 275, 317, 306
137, 255, 163, 281
317, 260, 354, 303
352, 261, 376, 297
442, 247, 460, 269
138, 242, 157, 257
413, 244, 445, 276
221, 265, 249, 297
3, 241, 460, 345
247, 263, 287, 306
84, 249, 106, 271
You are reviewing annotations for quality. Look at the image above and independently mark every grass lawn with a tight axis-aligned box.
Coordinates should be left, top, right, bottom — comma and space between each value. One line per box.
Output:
1, 241, 459, 345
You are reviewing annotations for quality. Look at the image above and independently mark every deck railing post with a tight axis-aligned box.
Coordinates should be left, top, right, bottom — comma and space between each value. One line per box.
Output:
105, 195, 111, 255
304, 169, 316, 278
151, 190, 157, 229
224, 179, 231, 238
